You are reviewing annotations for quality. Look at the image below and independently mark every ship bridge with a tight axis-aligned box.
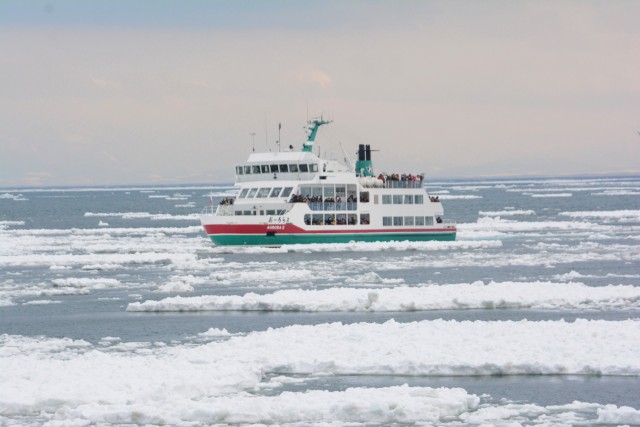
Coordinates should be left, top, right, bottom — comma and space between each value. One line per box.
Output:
235, 151, 351, 183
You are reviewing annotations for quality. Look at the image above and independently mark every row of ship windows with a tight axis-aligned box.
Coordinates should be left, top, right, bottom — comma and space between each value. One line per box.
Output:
238, 187, 294, 199
383, 216, 436, 226
236, 163, 319, 175
382, 194, 424, 204
304, 213, 370, 225
236, 186, 424, 206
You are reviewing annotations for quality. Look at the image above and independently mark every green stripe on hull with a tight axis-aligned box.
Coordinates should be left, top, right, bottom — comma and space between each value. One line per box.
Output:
209, 232, 456, 246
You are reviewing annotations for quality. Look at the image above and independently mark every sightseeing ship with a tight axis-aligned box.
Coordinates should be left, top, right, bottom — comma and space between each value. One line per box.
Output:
200, 118, 456, 246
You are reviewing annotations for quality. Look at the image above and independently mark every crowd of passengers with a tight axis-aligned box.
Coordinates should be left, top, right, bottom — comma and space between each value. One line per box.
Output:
290, 194, 357, 204
429, 196, 440, 202
219, 197, 235, 205
305, 216, 367, 226
377, 173, 425, 183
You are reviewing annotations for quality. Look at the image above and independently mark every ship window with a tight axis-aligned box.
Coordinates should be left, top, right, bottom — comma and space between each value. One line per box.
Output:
404, 216, 414, 226
235, 211, 243, 216
261, 165, 270, 173
382, 195, 392, 204
415, 216, 425, 226
279, 164, 289, 173
257, 188, 271, 198
289, 164, 298, 172
299, 164, 309, 172
393, 194, 403, 204
311, 186, 323, 198
266, 210, 276, 215
270, 164, 279, 173
269, 187, 282, 197
336, 186, 346, 198
404, 195, 413, 204
243, 210, 252, 215
238, 188, 249, 198
310, 164, 318, 172
323, 185, 335, 199
236, 166, 244, 175
324, 214, 335, 225
277, 210, 286, 215
348, 213, 357, 225
382, 216, 392, 226
252, 165, 261, 174
304, 214, 311, 225
336, 214, 346, 225
360, 191, 369, 203
247, 188, 258, 198
244, 166, 251, 174
360, 213, 370, 225
312, 214, 323, 225
414, 195, 424, 204
281, 187, 293, 198
425, 216, 434, 225
393, 216, 403, 226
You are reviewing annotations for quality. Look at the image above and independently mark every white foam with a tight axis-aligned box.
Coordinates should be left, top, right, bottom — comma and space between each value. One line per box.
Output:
127, 281, 640, 312
209, 240, 503, 255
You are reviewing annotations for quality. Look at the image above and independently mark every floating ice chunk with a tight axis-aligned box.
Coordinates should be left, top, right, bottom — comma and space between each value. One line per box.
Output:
156, 281, 195, 293
479, 209, 536, 217
344, 271, 404, 285
437, 194, 483, 200
84, 212, 199, 220
22, 300, 61, 305
529, 192, 572, 197
198, 328, 232, 337
0, 193, 28, 201
596, 404, 640, 425
2, 319, 640, 425
98, 221, 109, 227
127, 281, 640, 312
559, 209, 640, 222
51, 278, 121, 289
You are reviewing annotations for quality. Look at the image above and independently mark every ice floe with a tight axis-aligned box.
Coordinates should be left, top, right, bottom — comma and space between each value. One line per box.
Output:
84, 212, 199, 220
1, 319, 639, 425
127, 281, 640, 312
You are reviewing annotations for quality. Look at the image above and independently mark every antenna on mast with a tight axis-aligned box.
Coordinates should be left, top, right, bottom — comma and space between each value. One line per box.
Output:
250, 132, 256, 152
264, 114, 269, 151
277, 123, 282, 152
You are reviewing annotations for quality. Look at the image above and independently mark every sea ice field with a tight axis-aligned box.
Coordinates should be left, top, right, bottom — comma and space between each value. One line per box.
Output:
1, 175, 639, 426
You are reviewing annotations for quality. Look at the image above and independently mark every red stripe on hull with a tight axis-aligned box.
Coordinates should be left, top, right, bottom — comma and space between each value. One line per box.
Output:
203, 223, 456, 235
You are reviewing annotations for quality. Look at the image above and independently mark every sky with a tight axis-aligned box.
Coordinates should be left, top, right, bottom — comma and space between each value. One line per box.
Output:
1, 0, 639, 187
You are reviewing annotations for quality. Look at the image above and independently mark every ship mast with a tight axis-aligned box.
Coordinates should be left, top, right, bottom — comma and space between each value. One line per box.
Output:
302, 116, 332, 152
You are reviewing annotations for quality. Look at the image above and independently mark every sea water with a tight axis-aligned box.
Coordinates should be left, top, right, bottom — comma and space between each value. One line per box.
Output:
1, 176, 639, 426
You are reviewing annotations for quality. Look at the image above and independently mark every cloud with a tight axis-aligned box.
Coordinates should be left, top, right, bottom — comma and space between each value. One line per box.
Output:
295, 66, 332, 89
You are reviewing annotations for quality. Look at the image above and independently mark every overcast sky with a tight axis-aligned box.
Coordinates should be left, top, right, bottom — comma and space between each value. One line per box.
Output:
1, 1, 639, 187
